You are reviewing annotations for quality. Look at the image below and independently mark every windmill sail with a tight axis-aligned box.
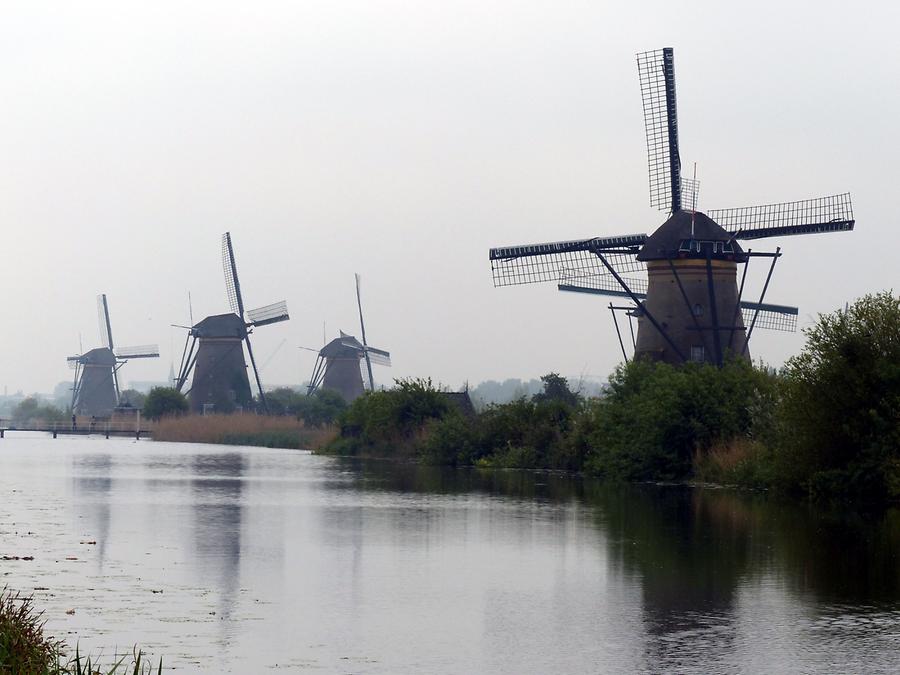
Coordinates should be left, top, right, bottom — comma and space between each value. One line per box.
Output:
247, 301, 289, 326
115, 344, 161, 359
489, 235, 646, 287
558, 282, 798, 332
364, 347, 391, 367
637, 47, 681, 213
355, 274, 375, 391
97, 294, 114, 350
709, 193, 854, 240
222, 232, 245, 317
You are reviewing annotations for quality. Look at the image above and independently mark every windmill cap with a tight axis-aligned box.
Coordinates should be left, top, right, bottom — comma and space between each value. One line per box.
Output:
637, 210, 746, 262
192, 313, 248, 338
320, 333, 364, 358
78, 347, 117, 366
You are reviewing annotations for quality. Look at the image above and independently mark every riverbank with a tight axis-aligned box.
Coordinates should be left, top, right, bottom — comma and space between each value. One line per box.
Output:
153, 414, 336, 450
321, 293, 900, 503
0, 587, 160, 674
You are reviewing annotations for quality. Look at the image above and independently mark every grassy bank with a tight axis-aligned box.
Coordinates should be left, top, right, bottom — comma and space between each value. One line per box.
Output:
0, 587, 160, 674
154, 414, 336, 450
323, 292, 900, 503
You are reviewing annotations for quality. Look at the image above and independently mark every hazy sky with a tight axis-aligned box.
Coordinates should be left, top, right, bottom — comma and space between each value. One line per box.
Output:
1, 1, 897, 395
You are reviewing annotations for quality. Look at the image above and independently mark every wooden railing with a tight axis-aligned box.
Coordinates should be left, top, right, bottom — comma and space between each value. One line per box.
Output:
0, 417, 155, 439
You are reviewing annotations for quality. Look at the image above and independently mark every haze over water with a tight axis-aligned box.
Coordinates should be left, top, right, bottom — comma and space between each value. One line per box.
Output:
1, 436, 898, 673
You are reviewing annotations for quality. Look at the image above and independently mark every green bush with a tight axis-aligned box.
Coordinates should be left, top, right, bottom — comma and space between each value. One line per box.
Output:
319, 295, 900, 504
11, 397, 66, 424
142, 387, 189, 420
777, 291, 900, 500
581, 358, 778, 481
329, 378, 452, 457
263, 387, 347, 426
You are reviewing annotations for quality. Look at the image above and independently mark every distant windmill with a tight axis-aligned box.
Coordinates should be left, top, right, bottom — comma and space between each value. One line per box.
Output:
489, 48, 855, 365
175, 232, 290, 414
67, 294, 160, 416
307, 274, 391, 401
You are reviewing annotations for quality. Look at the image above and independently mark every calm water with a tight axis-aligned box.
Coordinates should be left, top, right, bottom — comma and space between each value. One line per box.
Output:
1, 435, 898, 673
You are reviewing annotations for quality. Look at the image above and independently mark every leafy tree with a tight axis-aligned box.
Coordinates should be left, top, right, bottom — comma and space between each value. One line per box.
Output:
258, 387, 346, 426
118, 389, 146, 408
532, 372, 580, 407
10, 397, 66, 424
294, 389, 347, 427
778, 291, 900, 499
581, 358, 777, 481
262, 387, 305, 416
143, 387, 189, 420
332, 378, 452, 456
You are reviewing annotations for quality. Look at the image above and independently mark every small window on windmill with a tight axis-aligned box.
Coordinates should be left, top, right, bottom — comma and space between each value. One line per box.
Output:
690, 345, 705, 363
693, 303, 704, 317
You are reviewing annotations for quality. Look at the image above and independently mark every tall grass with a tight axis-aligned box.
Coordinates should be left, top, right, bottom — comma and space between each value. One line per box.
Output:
154, 414, 336, 450
0, 587, 161, 674
693, 438, 775, 489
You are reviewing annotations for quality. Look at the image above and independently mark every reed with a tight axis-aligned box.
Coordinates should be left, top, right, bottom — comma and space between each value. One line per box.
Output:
153, 414, 337, 450
0, 587, 161, 674
692, 438, 774, 489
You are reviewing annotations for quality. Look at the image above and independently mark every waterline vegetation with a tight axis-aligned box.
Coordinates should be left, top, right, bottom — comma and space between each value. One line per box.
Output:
0, 587, 161, 674
153, 413, 336, 450
322, 292, 900, 503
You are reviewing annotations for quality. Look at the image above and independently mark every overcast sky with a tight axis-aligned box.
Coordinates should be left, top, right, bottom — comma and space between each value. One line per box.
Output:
1, 1, 897, 395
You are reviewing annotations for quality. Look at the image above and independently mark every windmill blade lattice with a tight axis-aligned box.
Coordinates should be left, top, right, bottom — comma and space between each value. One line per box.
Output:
681, 176, 700, 212
637, 47, 681, 213
115, 344, 161, 359
490, 235, 646, 287
364, 347, 391, 367
558, 281, 797, 333
247, 301, 290, 327
97, 294, 114, 350
709, 193, 854, 240
740, 304, 798, 332
222, 232, 245, 317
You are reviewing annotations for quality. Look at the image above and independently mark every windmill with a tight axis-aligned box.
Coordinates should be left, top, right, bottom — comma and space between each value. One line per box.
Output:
306, 274, 391, 401
67, 294, 160, 416
489, 48, 855, 365
175, 232, 289, 414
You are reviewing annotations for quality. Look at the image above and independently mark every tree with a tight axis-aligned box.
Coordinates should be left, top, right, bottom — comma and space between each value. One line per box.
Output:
293, 389, 347, 427
581, 358, 777, 481
532, 373, 580, 407
142, 387, 189, 420
779, 291, 900, 499
118, 389, 146, 408
10, 397, 66, 424
262, 387, 304, 416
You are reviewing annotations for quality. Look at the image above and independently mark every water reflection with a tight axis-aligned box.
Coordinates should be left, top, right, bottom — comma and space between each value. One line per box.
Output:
190, 454, 244, 624
71, 453, 113, 569
337, 459, 900, 606
7, 446, 898, 673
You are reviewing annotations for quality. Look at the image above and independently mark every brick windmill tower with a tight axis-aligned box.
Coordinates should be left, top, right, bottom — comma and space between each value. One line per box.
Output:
307, 275, 391, 401
67, 294, 159, 416
175, 233, 290, 413
489, 48, 855, 365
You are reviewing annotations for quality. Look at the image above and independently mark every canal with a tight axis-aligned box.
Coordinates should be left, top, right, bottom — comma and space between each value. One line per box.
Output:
1, 435, 898, 672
